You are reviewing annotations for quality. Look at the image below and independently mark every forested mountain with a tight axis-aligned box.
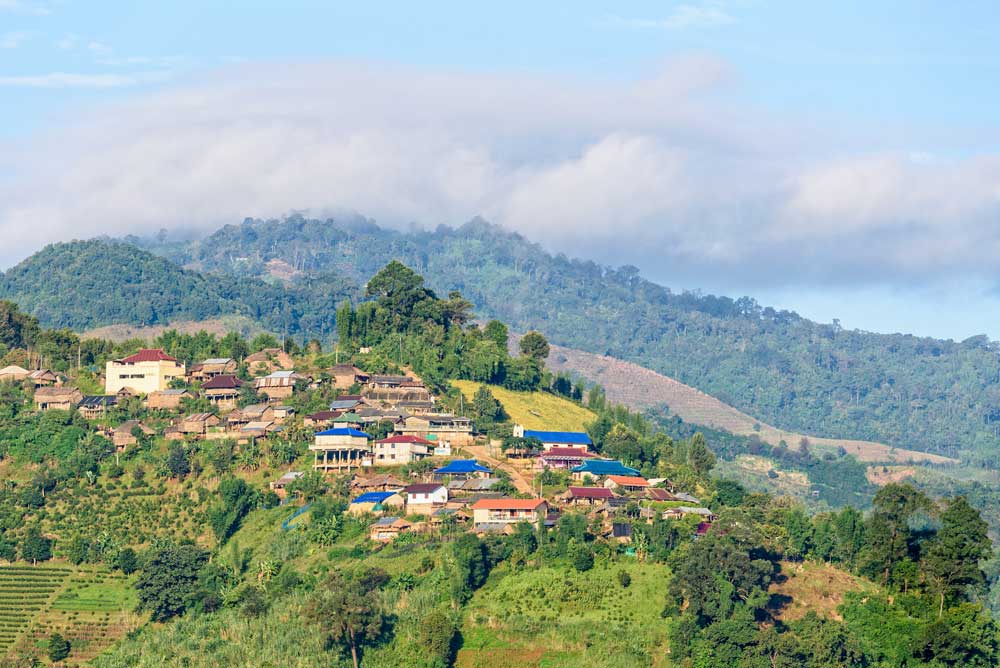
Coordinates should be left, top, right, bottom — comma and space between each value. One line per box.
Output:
5, 216, 1000, 461
0, 239, 356, 337
171, 215, 1000, 461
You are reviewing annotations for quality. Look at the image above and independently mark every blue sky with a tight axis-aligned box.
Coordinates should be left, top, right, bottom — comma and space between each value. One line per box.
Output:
2, 1, 1000, 339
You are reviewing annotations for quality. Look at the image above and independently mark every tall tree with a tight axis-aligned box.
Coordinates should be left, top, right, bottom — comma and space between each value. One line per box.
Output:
135, 543, 208, 622
924, 497, 991, 617
518, 330, 550, 361
304, 570, 388, 668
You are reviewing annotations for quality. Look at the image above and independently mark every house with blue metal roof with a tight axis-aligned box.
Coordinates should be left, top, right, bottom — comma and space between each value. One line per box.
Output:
311, 428, 372, 471
348, 491, 404, 515
433, 459, 493, 480
518, 427, 593, 450
570, 459, 641, 481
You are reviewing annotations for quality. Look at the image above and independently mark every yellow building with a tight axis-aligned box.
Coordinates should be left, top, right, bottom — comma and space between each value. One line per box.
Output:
105, 349, 186, 395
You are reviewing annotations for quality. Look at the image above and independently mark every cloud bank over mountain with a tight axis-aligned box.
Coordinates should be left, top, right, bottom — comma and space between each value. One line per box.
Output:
2, 57, 999, 293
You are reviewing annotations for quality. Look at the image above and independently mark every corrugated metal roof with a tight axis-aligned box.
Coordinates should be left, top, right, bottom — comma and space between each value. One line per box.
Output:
523, 430, 592, 445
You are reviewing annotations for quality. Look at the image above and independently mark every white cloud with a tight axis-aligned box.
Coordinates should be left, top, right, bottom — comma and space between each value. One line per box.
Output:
0, 71, 169, 88
87, 40, 112, 55
2, 58, 1000, 294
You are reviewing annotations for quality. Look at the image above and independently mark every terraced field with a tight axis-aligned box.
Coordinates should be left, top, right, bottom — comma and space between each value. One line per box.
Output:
0, 564, 139, 663
0, 564, 72, 655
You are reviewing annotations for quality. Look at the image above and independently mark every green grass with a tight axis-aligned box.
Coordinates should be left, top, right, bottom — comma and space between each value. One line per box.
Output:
452, 381, 596, 431
53, 577, 136, 612
458, 559, 671, 668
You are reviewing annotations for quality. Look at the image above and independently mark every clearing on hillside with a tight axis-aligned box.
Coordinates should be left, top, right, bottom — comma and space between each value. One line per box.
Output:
451, 381, 595, 432
768, 560, 871, 622
0, 564, 139, 663
458, 561, 669, 668
544, 343, 957, 465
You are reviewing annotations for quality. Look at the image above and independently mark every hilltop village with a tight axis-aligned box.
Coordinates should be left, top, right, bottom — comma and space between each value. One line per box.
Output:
0, 262, 995, 668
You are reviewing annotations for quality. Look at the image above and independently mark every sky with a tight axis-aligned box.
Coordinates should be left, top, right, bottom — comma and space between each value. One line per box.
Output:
2, 1, 1000, 340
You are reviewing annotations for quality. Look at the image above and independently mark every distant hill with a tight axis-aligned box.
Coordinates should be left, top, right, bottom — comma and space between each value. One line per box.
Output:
8, 214, 1000, 460
0, 239, 357, 337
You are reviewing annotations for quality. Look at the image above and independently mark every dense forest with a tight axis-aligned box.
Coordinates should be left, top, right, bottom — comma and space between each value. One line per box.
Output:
5, 216, 1000, 463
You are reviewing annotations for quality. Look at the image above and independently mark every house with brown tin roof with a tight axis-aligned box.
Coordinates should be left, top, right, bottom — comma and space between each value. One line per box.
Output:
34, 387, 82, 411
471, 498, 549, 526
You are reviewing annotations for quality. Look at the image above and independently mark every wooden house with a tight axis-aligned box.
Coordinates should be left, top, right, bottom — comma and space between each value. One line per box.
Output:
146, 389, 194, 410
188, 358, 238, 381
270, 471, 304, 499
34, 387, 82, 411
27, 369, 61, 387
0, 365, 30, 383
369, 517, 412, 542
351, 474, 407, 493
330, 364, 368, 389
179, 412, 221, 435
310, 427, 372, 471
395, 413, 473, 447
304, 410, 342, 428
202, 374, 243, 410
537, 447, 596, 469
254, 370, 310, 401
78, 395, 118, 419
111, 420, 155, 449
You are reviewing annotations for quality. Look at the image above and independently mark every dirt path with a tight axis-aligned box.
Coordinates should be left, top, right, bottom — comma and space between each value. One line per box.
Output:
464, 443, 536, 495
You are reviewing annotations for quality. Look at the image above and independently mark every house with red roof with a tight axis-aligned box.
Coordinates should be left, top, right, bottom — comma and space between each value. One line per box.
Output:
374, 434, 434, 465
471, 498, 549, 527
105, 349, 185, 395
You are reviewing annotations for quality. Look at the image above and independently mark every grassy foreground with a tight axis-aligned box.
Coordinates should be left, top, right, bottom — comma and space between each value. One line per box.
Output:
451, 381, 595, 432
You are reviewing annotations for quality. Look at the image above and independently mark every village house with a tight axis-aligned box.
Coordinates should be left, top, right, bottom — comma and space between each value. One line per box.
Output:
245, 348, 294, 374
105, 349, 185, 395
403, 483, 448, 512
254, 370, 310, 401
363, 375, 433, 407
471, 498, 549, 527
516, 427, 593, 451
27, 369, 61, 387
34, 387, 82, 411
0, 365, 30, 383
330, 364, 368, 389
373, 434, 434, 465
77, 395, 118, 419
351, 474, 407, 493
329, 396, 364, 412
202, 374, 243, 410
604, 475, 649, 493
226, 403, 275, 430
570, 459, 641, 482
303, 410, 341, 428
272, 405, 295, 421
561, 486, 617, 507
311, 427, 372, 471
662, 506, 717, 522
395, 413, 473, 447
369, 517, 412, 542
179, 412, 221, 436
111, 420, 155, 450
188, 358, 238, 382
348, 491, 405, 515
433, 460, 492, 481
448, 478, 502, 494
146, 389, 194, 410
537, 447, 596, 469
241, 421, 281, 439
269, 471, 304, 499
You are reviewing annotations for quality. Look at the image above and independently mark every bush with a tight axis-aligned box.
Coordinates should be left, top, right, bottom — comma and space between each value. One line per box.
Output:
572, 544, 594, 572
48, 632, 70, 662
617, 570, 632, 588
